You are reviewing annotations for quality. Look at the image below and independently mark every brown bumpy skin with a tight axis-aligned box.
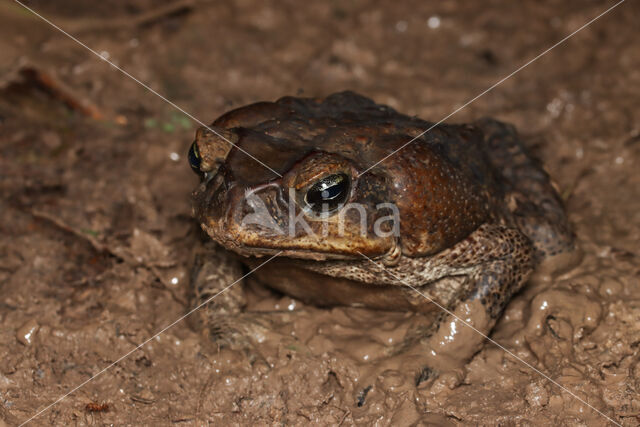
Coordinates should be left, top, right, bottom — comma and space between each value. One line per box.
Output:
188, 91, 575, 396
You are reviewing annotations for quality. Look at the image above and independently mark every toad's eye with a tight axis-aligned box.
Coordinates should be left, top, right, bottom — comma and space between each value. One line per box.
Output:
188, 142, 202, 176
304, 173, 350, 213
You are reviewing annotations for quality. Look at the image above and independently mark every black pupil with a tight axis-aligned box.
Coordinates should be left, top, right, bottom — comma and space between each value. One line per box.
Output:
188, 142, 201, 174
305, 174, 349, 211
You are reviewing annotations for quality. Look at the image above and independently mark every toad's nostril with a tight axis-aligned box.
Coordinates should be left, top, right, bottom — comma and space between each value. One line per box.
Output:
238, 184, 286, 234
209, 172, 227, 198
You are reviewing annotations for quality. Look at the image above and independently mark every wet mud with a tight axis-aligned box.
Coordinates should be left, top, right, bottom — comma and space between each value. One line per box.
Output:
1, 0, 639, 425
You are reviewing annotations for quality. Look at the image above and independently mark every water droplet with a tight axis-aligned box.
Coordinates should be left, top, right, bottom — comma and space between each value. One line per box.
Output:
427, 16, 441, 29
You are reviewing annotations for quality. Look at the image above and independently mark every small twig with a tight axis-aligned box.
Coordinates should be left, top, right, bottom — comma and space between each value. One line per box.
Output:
130, 395, 155, 405
19, 66, 103, 120
31, 209, 108, 255
338, 409, 351, 426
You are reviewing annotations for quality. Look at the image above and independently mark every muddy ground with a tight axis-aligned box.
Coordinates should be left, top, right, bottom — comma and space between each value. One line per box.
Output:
1, 0, 639, 425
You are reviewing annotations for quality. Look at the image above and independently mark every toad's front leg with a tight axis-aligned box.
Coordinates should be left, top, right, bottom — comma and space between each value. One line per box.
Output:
188, 243, 271, 363
357, 224, 534, 404
415, 224, 534, 377
419, 253, 533, 378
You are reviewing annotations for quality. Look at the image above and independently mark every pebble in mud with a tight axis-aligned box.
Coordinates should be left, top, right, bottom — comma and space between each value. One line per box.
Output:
598, 276, 623, 298
16, 319, 39, 346
525, 382, 549, 407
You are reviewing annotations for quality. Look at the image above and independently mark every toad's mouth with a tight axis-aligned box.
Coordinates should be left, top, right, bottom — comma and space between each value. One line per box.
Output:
198, 214, 396, 262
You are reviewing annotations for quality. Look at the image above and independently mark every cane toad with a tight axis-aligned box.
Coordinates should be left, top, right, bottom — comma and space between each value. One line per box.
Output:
187, 91, 574, 390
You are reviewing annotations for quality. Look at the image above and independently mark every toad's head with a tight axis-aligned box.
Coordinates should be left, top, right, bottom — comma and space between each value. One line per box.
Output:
189, 92, 489, 262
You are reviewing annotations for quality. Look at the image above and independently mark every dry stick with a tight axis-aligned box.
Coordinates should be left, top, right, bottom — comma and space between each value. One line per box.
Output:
19, 66, 103, 120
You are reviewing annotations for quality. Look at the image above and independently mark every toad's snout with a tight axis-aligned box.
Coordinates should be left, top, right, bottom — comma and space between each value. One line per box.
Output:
193, 173, 292, 251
